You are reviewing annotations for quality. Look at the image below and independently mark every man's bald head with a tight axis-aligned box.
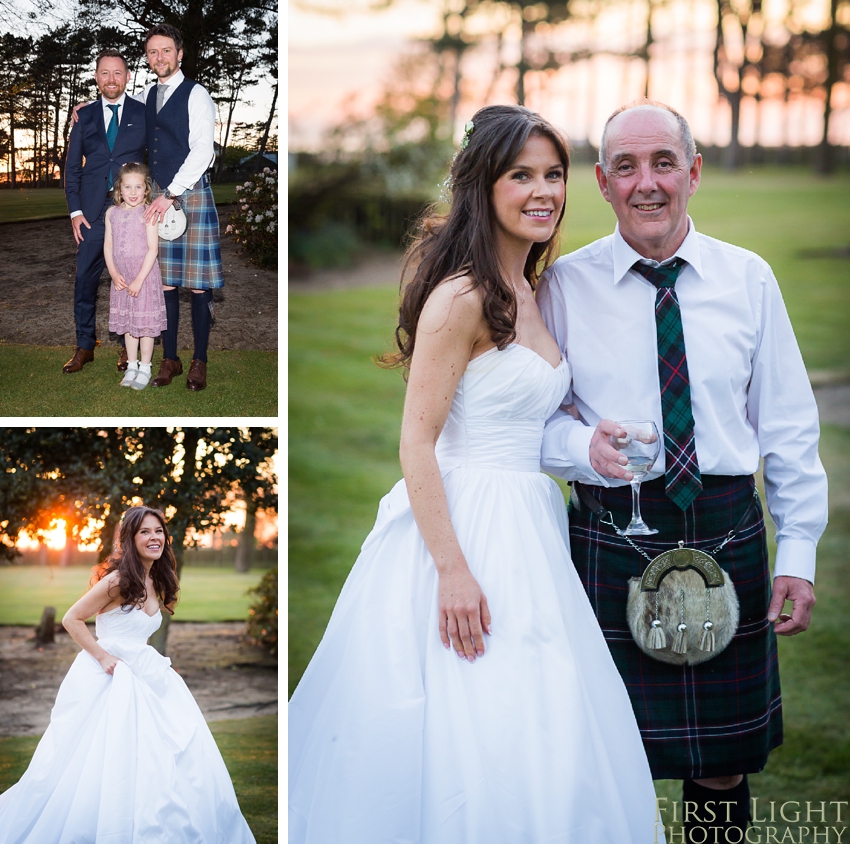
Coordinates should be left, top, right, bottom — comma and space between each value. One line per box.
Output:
599, 102, 696, 172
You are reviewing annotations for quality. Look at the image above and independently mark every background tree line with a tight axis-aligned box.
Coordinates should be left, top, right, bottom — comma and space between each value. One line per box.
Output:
0, 427, 278, 652
289, 0, 849, 271
0, 0, 278, 187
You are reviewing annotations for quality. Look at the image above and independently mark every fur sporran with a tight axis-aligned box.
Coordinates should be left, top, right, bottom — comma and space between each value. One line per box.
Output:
627, 561, 739, 666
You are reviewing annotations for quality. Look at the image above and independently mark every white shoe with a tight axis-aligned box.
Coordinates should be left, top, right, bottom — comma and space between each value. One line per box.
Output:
120, 362, 139, 387
131, 365, 152, 390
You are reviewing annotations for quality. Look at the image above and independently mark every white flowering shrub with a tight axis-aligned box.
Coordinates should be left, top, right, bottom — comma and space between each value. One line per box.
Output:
225, 167, 277, 269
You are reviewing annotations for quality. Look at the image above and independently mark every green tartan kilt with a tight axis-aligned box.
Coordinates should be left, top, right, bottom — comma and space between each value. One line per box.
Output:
568, 474, 783, 780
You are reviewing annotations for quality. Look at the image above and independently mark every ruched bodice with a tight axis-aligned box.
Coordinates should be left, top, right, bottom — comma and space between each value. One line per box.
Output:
96, 604, 162, 641
436, 343, 570, 473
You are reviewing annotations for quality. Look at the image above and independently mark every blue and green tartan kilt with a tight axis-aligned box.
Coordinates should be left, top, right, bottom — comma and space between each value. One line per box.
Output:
568, 474, 782, 780
153, 174, 224, 290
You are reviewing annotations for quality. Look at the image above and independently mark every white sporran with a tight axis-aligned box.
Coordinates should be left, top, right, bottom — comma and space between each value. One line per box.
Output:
158, 203, 187, 241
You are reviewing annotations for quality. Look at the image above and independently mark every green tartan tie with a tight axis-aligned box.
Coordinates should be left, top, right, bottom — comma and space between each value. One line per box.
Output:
632, 258, 703, 510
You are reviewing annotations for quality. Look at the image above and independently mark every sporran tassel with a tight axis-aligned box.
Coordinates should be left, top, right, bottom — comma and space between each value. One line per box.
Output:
649, 619, 667, 650
699, 590, 715, 652
699, 621, 715, 653
649, 591, 666, 649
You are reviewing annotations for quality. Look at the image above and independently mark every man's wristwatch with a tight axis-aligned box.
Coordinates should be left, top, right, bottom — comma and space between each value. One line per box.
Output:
163, 189, 174, 200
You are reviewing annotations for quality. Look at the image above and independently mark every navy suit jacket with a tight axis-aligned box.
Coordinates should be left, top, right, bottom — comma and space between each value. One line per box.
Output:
65, 97, 147, 221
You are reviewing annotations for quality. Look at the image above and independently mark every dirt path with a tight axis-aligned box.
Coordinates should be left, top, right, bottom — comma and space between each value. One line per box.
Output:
0, 206, 276, 351
290, 252, 850, 428
0, 623, 277, 738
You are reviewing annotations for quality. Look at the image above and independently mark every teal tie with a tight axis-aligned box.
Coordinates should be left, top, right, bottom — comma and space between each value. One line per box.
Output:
106, 104, 119, 151
106, 104, 119, 188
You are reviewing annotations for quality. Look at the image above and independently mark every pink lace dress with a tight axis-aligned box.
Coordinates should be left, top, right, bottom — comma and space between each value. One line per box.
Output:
108, 204, 167, 337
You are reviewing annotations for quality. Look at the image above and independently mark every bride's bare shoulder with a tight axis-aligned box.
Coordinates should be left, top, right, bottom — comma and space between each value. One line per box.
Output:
418, 274, 483, 335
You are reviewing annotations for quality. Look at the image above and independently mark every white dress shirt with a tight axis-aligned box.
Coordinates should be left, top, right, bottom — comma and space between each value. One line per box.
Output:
133, 70, 216, 195
537, 219, 828, 582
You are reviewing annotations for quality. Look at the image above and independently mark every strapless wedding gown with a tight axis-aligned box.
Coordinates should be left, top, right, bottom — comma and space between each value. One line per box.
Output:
0, 605, 255, 843
289, 343, 662, 844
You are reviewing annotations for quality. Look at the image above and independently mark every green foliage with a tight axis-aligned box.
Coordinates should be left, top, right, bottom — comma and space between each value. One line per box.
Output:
246, 567, 278, 655
225, 169, 277, 269
0, 566, 267, 625
0, 715, 277, 844
0, 427, 277, 568
288, 220, 362, 270
0, 346, 276, 416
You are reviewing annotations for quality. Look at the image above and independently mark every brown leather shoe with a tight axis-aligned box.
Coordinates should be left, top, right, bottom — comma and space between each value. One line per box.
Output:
186, 359, 207, 391
117, 347, 129, 372
62, 347, 94, 373
151, 357, 183, 387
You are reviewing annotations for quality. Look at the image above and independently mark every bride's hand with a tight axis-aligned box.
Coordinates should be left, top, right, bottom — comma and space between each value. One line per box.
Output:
98, 653, 122, 675
438, 566, 491, 662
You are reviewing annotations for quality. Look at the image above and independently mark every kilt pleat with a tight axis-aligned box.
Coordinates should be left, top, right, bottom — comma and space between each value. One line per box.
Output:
568, 475, 783, 779
154, 175, 224, 289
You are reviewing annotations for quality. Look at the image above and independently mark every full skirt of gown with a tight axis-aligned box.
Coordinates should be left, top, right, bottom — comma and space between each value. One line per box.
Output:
0, 606, 256, 844
289, 344, 663, 844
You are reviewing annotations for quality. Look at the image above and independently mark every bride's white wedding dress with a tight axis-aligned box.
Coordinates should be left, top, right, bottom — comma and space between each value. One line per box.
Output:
289, 343, 662, 844
0, 604, 255, 844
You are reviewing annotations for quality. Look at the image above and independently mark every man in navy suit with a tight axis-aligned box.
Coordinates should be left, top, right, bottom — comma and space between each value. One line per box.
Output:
63, 49, 146, 373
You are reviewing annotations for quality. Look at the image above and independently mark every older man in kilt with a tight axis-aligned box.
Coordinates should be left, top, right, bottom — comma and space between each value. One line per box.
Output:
538, 102, 827, 844
141, 23, 223, 391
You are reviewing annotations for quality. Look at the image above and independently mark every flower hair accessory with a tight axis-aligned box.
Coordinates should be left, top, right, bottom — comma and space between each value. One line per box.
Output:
459, 120, 475, 151
440, 120, 476, 202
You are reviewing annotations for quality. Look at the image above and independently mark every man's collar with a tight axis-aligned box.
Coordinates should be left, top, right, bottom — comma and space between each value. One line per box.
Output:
158, 69, 185, 88
611, 218, 704, 284
100, 92, 127, 108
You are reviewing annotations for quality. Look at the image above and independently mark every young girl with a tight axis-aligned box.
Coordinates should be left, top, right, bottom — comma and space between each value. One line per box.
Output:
0, 506, 256, 843
106, 162, 167, 390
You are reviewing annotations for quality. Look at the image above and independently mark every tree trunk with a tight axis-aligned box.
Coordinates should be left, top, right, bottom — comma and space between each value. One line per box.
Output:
256, 80, 278, 169
817, 0, 839, 174
9, 106, 16, 188
59, 536, 74, 567
235, 502, 256, 573
36, 606, 56, 643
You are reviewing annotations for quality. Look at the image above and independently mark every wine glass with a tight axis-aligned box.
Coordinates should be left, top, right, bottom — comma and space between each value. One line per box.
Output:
611, 420, 661, 536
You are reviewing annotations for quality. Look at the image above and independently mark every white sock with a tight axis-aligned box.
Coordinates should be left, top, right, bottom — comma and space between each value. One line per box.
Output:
139, 362, 151, 374
127, 360, 139, 372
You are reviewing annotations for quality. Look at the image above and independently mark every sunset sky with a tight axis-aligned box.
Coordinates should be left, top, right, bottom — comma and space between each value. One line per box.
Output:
287, 0, 848, 153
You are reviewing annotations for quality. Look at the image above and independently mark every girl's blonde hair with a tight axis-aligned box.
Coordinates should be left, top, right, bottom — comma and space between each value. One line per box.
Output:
112, 162, 153, 206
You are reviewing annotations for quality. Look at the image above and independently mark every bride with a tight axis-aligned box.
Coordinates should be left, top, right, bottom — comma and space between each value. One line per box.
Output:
289, 105, 662, 843
0, 506, 255, 844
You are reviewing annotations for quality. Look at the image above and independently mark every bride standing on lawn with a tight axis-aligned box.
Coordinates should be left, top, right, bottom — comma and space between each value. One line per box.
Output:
289, 105, 661, 843
0, 506, 255, 844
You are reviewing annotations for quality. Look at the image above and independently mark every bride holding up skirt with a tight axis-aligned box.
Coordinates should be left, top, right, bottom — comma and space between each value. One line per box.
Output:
0, 506, 255, 844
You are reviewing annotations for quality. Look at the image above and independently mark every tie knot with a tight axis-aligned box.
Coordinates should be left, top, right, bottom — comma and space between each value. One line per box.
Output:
632, 257, 686, 289
107, 104, 119, 114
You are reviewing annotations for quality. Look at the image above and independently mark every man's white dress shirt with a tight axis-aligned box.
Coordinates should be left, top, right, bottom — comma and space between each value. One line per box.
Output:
537, 219, 828, 583
135, 70, 216, 195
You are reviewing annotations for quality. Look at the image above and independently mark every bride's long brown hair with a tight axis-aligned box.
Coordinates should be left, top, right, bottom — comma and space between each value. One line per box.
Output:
382, 105, 569, 370
92, 506, 180, 614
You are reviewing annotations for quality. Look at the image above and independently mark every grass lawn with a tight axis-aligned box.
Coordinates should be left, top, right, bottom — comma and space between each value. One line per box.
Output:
0, 566, 267, 625
0, 714, 277, 844
290, 167, 850, 836
0, 184, 242, 224
0, 346, 277, 416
